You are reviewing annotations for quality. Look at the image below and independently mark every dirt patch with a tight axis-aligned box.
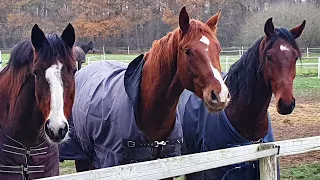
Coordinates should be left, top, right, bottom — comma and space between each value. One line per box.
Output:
268, 99, 320, 168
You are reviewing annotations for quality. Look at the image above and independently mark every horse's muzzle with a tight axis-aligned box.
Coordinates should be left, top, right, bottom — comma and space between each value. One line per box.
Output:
45, 120, 68, 143
203, 90, 230, 112
277, 98, 295, 115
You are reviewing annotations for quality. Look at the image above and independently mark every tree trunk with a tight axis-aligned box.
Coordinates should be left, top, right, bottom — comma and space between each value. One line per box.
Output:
135, 24, 141, 52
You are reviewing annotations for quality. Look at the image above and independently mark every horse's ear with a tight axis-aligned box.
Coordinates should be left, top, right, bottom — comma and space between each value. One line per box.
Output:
264, 18, 275, 38
205, 9, 222, 34
179, 6, 189, 34
290, 20, 306, 39
31, 24, 46, 50
61, 23, 75, 48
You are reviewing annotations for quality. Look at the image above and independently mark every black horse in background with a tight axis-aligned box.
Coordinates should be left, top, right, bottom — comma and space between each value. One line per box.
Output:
74, 41, 95, 70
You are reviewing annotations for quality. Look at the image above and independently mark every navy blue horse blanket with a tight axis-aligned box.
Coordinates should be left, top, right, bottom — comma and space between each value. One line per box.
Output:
177, 90, 276, 180
59, 55, 182, 168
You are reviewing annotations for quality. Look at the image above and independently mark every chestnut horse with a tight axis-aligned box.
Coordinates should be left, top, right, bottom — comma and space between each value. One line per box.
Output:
0, 24, 76, 180
59, 7, 230, 172
178, 18, 306, 179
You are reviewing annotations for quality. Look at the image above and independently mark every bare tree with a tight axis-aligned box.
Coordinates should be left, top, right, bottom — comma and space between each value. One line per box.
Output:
236, 2, 320, 47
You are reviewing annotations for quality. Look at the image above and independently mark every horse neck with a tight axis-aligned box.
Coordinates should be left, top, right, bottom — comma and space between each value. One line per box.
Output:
0, 68, 44, 147
226, 80, 272, 141
225, 41, 272, 141
80, 44, 91, 54
139, 30, 183, 140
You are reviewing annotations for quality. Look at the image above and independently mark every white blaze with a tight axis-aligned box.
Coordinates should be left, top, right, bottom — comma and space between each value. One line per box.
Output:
45, 62, 68, 139
200, 35, 210, 46
280, 45, 290, 51
210, 62, 229, 103
200, 35, 210, 52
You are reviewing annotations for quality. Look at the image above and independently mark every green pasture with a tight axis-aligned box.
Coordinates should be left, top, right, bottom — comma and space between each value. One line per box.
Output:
281, 163, 320, 180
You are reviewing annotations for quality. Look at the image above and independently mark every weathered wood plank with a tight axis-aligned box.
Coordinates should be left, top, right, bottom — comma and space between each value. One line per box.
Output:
259, 144, 278, 180
275, 136, 320, 156
39, 136, 320, 180
40, 144, 278, 180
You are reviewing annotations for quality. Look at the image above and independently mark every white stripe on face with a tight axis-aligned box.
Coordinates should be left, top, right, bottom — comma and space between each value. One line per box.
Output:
45, 62, 67, 136
200, 35, 210, 46
210, 62, 229, 103
280, 45, 290, 51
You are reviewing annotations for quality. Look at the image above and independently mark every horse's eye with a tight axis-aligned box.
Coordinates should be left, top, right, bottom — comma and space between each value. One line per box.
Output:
185, 49, 192, 56
266, 54, 272, 62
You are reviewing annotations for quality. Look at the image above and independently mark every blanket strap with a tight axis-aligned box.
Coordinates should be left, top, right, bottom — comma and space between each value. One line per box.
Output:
123, 138, 183, 148
0, 127, 47, 179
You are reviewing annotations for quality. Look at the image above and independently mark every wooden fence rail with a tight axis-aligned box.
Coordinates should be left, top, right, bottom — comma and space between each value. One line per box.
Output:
39, 136, 320, 180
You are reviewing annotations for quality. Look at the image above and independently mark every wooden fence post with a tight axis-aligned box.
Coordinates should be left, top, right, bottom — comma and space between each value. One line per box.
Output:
318, 57, 320, 79
226, 56, 229, 72
259, 144, 279, 180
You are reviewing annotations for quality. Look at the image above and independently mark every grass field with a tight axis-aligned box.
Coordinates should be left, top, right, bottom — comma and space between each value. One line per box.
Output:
281, 163, 320, 180
294, 77, 320, 99
1, 53, 319, 179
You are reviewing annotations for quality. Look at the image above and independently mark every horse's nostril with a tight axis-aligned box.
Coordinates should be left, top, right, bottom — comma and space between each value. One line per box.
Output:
45, 121, 54, 140
278, 98, 284, 108
211, 90, 218, 101
227, 93, 231, 99
292, 99, 295, 109
58, 122, 68, 138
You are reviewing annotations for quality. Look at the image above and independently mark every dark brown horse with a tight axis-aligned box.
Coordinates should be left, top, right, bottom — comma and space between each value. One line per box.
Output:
179, 18, 306, 179
74, 41, 94, 70
59, 7, 230, 173
0, 24, 76, 180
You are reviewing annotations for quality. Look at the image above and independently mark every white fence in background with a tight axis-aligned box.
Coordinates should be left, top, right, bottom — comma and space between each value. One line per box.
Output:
222, 46, 320, 58
1, 48, 320, 78
86, 55, 320, 79
221, 56, 320, 79
40, 136, 320, 180
106, 46, 320, 57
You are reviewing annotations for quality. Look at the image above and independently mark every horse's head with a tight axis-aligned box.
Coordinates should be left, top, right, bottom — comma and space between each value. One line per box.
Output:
31, 24, 76, 143
261, 18, 305, 115
177, 7, 230, 112
87, 41, 95, 53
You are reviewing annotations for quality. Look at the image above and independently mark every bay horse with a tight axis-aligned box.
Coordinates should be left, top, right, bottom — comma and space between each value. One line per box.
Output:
59, 7, 230, 172
74, 41, 95, 70
178, 18, 306, 180
0, 24, 76, 180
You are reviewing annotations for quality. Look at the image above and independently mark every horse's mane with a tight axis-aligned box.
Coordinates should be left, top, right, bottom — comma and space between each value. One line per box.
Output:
145, 19, 216, 76
226, 28, 301, 105
6, 41, 34, 70
4, 33, 72, 71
